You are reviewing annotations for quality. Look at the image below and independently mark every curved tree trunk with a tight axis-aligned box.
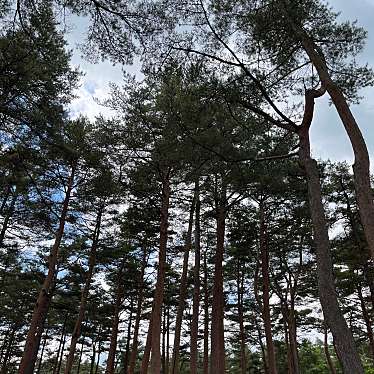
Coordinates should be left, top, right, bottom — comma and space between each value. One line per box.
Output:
170, 189, 196, 374
64, 207, 103, 374
19, 163, 76, 374
190, 181, 201, 374
298, 90, 364, 373
292, 21, 374, 261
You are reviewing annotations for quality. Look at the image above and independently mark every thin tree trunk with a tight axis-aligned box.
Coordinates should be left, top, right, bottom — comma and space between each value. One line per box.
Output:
190, 181, 201, 374
166, 304, 170, 374
170, 191, 196, 374
65, 208, 103, 374
0, 324, 16, 374
259, 200, 277, 374
0, 325, 11, 364
287, 296, 299, 374
237, 260, 246, 374
324, 326, 337, 374
76, 330, 86, 374
203, 252, 209, 374
95, 341, 102, 374
56, 331, 67, 374
0, 184, 11, 215
143, 171, 171, 374
0, 187, 17, 246
357, 284, 374, 361
123, 299, 134, 373
105, 261, 125, 374
140, 313, 153, 374
128, 246, 147, 374
162, 305, 166, 374
210, 184, 226, 374
298, 89, 364, 373
90, 345, 96, 374
53, 315, 68, 374
36, 327, 49, 374
19, 163, 76, 374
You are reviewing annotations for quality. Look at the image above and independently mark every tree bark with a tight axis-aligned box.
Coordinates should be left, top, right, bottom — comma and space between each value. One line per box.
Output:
19, 163, 76, 374
170, 190, 196, 374
0, 324, 16, 374
56, 330, 67, 374
203, 252, 209, 374
237, 260, 246, 374
123, 299, 134, 373
324, 326, 337, 374
105, 260, 126, 374
144, 170, 171, 374
259, 200, 277, 374
76, 330, 86, 374
298, 89, 364, 373
36, 326, 48, 374
0, 186, 17, 246
64, 207, 103, 374
140, 311, 153, 374
287, 295, 299, 374
190, 181, 201, 374
128, 246, 147, 374
210, 183, 226, 374
53, 315, 68, 374
357, 284, 374, 361
292, 21, 374, 261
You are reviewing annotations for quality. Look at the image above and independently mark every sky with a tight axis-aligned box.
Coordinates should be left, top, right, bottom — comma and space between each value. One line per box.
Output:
66, 0, 374, 170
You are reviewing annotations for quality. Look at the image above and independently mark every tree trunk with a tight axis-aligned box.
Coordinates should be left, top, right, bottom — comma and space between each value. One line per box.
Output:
95, 341, 102, 374
259, 200, 277, 374
170, 190, 196, 374
162, 305, 166, 374
36, 327, 48, 374
357, 284, 374, 361
105, 261, 126, 374
166, 304, 170, 374
0, 186, 17, 246
65, 207, 103, 374
0, 324, 16, 374
19, 163, 76, 374
56, 331, 67, 374
190, 181, 201, 374
293, 22, 374, 261
237, 260, 246, 374
123, 299, 134, 373
53, 315, 68, 374
203, 252, 209, 374
77, 330, 86, 374
0, 184, 11, 216
297, 91, 364, 373
210, 190, 226, 374
128, 246, 147, 374
90, 345, 96, 374
144, 171, 171, 374
324, 326, 337, 374
287, 297, 299, 374
140, 312, 153, 374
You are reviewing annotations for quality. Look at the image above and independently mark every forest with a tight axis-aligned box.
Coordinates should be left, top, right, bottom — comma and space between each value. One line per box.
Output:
0, 0, 374, 373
